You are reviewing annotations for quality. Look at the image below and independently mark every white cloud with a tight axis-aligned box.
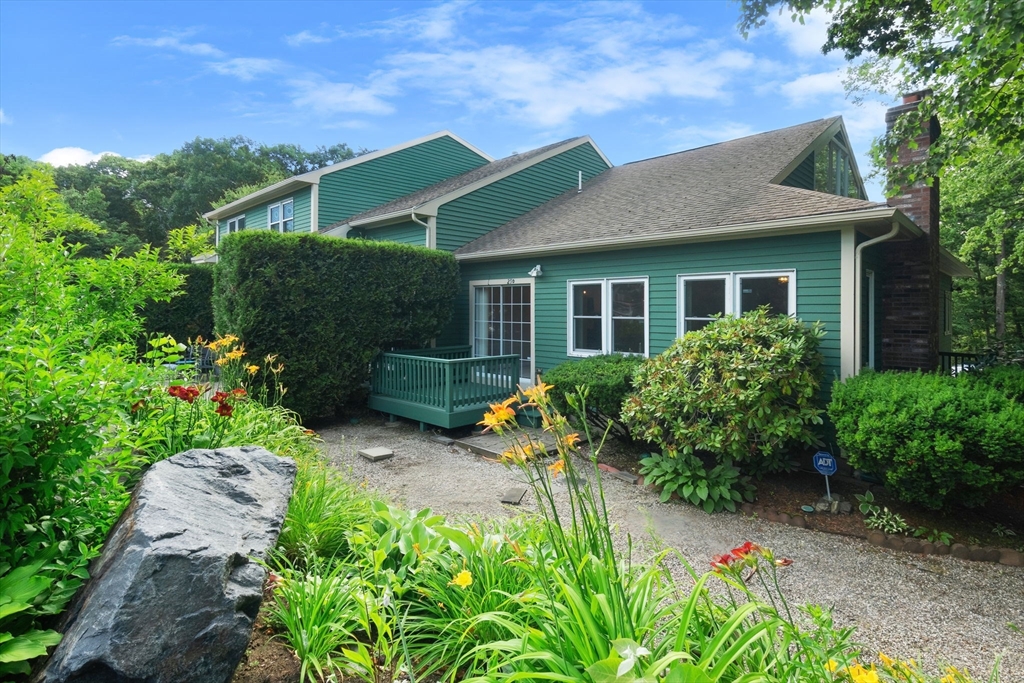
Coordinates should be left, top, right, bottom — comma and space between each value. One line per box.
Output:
112, 30, 224, 58
667, 122, 757, 151
339, 0, 469, 42
285, 30, 332, 47
768, 7, 835, 59
289, 77, 396, 116
38, 147, 119, 166
208, 58, 285, 81
37, 148, 153, 167
0, 109, 10, 125
779, 69, 845, 104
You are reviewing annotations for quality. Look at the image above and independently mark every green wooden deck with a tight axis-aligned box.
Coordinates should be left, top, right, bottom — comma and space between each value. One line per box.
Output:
368, 346, 519, 429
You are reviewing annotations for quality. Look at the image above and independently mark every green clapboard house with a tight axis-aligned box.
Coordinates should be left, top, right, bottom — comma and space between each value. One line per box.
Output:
205, 99, 970, 428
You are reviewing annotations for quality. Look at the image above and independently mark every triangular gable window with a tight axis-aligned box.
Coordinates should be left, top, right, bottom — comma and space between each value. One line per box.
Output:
781, 133, 864, 199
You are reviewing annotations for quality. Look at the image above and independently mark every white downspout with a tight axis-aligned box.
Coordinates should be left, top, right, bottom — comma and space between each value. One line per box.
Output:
410, 210, 431, 248
310, 182, 319, 232
853, 221, 901, 375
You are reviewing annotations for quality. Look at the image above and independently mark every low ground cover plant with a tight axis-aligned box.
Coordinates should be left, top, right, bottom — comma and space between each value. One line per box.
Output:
264, 383, 1001, 683
829, 371, 1024, 510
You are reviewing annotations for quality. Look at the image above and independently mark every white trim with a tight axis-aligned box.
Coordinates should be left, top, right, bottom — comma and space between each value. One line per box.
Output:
310, 183, 319, 232
427, 216, 437, 249
566, 277, 650, 358
203, 130, 494, 220
468, 278, 535, 384
840, 226, 857, 379
455, 206, 922, 261
866, 269, 876, 369
677, 270, 797, 337
349, 136, 613, 229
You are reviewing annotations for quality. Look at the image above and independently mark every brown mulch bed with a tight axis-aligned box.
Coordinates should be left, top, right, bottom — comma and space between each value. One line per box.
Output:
231, 613, 300, 683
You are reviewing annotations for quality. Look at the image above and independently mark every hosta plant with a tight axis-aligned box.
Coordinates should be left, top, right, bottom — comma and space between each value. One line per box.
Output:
640, 451, 755, 513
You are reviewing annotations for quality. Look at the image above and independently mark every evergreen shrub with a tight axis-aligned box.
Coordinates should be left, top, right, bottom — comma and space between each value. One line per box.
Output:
623, 309, 825, 470
214, 231, 460, 420
542, 354, 643, 440
139, 263, 214, 352
829, 371, 1024, 510
966, 363, 1024, 403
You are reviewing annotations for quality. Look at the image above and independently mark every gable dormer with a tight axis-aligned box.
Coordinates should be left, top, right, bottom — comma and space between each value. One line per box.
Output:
774, 119, 868, 200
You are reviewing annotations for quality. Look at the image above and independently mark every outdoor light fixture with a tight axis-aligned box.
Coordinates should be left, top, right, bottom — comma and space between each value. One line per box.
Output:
528, 265, 543, 277
778, 276, 789, 283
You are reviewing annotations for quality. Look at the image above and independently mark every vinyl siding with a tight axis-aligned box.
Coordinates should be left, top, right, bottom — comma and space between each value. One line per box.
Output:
317, 136, 490, 229
359, 220, 426, 247
435, 143, 610, 252
441, 230, 843, 383
781, 153, 815, 190
217, 188, 311, 242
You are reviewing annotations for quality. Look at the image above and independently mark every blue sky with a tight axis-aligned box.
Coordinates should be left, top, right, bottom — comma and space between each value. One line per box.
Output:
0, 0, 894, 198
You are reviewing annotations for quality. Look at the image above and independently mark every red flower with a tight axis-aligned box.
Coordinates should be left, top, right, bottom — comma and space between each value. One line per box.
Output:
168, 385, 201, 403
130, 399, 146, 413
775, 557, 793, 567
711, 553, 733, 571
210, 390, 230, 404
215, 402, 234, 417
730, 541, 762, 560
231, 387, 247, 398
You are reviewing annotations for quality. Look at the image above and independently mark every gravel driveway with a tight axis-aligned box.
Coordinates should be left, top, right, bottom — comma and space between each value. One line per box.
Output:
319, 418, 1024, 680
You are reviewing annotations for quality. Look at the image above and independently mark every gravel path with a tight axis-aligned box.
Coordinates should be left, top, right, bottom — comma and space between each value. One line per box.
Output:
320, 419, 1024, 680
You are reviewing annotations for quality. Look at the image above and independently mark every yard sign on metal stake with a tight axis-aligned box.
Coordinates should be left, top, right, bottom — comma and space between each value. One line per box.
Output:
813, 451, 837, 501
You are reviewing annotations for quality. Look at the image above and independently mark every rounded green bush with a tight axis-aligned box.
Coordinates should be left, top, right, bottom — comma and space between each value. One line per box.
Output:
828, 371, 1024, 510
542, 354, 644, 440
965, 364, 1024, 403
623, 308, 825, 468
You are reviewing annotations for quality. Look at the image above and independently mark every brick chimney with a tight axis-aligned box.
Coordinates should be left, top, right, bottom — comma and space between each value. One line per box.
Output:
880, 90, 941, 371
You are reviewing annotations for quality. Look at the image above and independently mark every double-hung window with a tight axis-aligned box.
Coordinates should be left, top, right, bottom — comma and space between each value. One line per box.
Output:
269, 199, 294, 232
568, 278, 648, 356
678, 270, 796, 336
218, 215, 245, 245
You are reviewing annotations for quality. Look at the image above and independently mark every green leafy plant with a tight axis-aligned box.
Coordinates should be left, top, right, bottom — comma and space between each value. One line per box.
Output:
543, 354, 644, 441
0, 560, 63, 676
914, 527, 954, 547
864, 508, 910, 535
624, 308, 825, 473
829, 371, 1024, 510
991, 523, 1017, 539
855, 491, 880, 516
214, 230, 461, 420
639, 451, 755, 513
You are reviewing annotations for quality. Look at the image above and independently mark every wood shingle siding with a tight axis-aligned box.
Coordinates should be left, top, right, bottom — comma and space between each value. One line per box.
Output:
435, 143, 609, 252
318, 137, 489, 229
445, 230, 843, 382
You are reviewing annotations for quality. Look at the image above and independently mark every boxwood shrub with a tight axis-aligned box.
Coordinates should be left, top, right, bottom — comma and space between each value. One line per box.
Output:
622, 309, 825, 471
214, 231, 460, 420
542, 354, 644, 441
828, 371, 1024, 510
965, 364, 1024, 403
139, 263, 214, 353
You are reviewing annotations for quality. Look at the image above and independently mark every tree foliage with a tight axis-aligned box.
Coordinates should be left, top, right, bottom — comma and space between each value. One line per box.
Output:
738, 0, 1024, 185
49, 137, 359, 257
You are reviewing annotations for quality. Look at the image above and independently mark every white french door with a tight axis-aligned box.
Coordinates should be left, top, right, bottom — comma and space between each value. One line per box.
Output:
471, 281, 533, 385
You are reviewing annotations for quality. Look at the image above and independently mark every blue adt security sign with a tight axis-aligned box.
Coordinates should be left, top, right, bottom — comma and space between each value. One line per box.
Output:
813, 452, 837, 476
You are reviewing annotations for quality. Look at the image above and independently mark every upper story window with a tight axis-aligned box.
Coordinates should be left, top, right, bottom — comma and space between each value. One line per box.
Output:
218, 215, 245, 245
678, 270, 796, 336
269, 199, 294, 232
568, 278, 648, 356
780, 132, 864, 200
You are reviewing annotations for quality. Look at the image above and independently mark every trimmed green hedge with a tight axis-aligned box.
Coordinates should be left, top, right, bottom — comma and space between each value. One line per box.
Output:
542, 354, 644, 441
139, 263, 214, 352
214, 231, 460, 420
829, 371, 1024, 510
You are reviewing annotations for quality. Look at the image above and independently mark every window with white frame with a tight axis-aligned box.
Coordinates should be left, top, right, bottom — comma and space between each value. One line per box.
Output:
268, 199, 294, 232
568, 278, 648, 356
218, 215, 245, 245
678, 270, 796, 336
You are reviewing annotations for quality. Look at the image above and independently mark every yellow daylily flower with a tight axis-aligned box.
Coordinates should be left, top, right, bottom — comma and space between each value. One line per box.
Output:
547, 459, 566, 478
449, 570, 473, 589
246, 364, 260, 375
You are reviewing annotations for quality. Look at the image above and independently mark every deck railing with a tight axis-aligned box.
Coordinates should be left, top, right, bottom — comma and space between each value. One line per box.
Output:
939, 351, 980, 376
369, 349, 519, 428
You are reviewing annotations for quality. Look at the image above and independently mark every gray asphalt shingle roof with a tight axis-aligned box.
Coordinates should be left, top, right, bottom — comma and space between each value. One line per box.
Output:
455, 118, 884, 258
328, 137, 581, 228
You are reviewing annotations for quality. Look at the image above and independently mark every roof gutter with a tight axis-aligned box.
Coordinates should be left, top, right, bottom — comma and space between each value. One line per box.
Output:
853, 220, 901, 377
410, 210, 430, 247
455, 205, 917, 261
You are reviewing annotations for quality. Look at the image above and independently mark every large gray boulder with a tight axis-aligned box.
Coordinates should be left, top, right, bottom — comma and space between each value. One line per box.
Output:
37, 446, 296, 683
